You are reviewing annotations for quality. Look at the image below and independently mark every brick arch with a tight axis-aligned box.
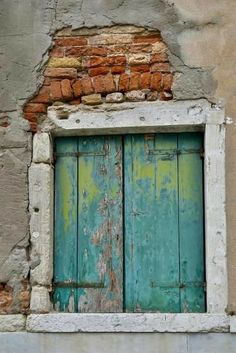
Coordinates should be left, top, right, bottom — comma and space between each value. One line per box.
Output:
23, 26, 174, 132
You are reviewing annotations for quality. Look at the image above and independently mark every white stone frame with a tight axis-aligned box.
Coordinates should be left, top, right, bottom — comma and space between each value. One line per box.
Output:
27, 99, 228, 333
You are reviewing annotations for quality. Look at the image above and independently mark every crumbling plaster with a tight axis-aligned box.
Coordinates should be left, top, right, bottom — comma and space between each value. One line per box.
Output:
0, 0, 236, 312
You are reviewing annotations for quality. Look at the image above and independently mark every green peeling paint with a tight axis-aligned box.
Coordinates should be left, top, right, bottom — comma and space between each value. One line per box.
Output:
54, 133, 205, 313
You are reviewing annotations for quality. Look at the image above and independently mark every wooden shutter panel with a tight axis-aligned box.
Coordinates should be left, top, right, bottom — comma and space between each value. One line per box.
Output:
178, 133, 205, 312
54, 133, 205, 313
54, 137, 78, 312
124, 133, 205, 313
54, 136, 123, 312
124, 134, 180, 312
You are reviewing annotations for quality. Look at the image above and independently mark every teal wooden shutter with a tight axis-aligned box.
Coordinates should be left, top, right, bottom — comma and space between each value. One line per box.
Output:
54, 133, 205, 313
178, 133, 205, 312
124, 133, 205, 313
54, 138, 78, 312
54, 136, 123, 312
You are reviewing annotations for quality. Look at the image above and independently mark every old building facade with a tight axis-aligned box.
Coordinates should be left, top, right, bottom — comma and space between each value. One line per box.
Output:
1, 1, 236, 352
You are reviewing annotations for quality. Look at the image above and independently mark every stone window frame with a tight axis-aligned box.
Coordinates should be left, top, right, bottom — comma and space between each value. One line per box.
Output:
27, 99, 228, 333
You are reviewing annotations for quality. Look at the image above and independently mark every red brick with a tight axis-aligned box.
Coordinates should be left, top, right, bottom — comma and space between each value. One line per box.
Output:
65, 46, 86, 57
61, 79, 73, 100
92, 74, 115, 94
85, 55, 126, 68
151, 63, 170, 72
163, 73, 173, 91
151, 52, 168, 63
50, 81, 63, 101
84, 56, 110, 68
107, 45, 129, 54
44, 68, 77, 79
0, 284, 13, 314
24, 112, 39, 123
118, 73, 130, 92
103, 74, 116, 93
89, 67, 110, 77
55, 37, 87, 46
31, 86, 51, 103
140, 73, 151, 89
85, 46, 107, 56
24, 103, 47, 113
72, 80, 83, 97
50, 47, 64, 57
150, 73, 162, 91
43, 77, 52, 86
111, 66, 125, 74
80, 77, 94, 95
66, 46, 107, 57
134, 34, 161, 44
129, 44, 152, 53
69, 99, 81, 105
129, 73, 140, 90
109, 55, 126, 66
30, 122, 38, 132
130, 64, 150, 73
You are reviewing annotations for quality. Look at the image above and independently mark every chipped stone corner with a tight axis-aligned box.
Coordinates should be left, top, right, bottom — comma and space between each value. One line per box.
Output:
30, 286, 52, 313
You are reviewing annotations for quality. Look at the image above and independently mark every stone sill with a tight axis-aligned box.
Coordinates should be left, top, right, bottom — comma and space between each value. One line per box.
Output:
26, 313, 229, 333
4, 313, 236, 333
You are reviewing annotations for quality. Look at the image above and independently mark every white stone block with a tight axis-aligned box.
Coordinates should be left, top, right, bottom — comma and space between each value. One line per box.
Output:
33, 133, 52, 164
30, 286, 52, 313
0, 315, 26, 332
45, 100, 224, 135
29, 163, 53, 285
230, 316, 236, 332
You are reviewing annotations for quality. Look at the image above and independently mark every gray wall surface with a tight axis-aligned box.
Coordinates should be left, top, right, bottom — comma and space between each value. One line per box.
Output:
1, 332, 236, 353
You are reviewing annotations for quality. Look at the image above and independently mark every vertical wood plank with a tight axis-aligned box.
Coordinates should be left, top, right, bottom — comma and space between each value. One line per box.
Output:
178, 132, 205, 312
77, 136, 123, 312
124, 134, 180, 312
54, 137, 78, 312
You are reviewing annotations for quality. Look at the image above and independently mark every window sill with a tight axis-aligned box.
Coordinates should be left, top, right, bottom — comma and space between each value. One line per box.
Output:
26, 313, 229, 333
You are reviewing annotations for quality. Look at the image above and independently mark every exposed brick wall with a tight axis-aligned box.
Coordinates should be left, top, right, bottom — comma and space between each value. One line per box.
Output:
23, 26, 174, 132
0, 283, 13, 314
0, 280, 30, 314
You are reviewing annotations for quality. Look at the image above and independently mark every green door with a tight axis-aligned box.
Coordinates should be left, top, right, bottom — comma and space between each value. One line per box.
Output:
54, 133, 205, 313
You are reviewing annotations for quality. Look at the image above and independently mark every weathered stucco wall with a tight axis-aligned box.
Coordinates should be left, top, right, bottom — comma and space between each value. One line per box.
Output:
1, 332, 236, 353
0, 0, 236, 314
